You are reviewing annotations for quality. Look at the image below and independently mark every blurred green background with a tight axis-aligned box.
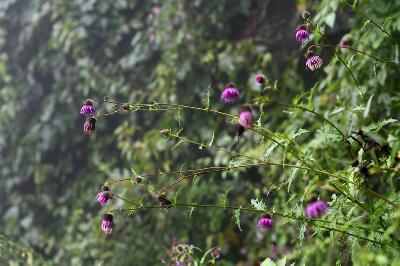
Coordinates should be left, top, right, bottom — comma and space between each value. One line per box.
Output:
1, 0, 400, 265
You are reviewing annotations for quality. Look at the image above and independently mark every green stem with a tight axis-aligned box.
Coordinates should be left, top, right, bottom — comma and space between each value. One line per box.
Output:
109, 201, 385, 245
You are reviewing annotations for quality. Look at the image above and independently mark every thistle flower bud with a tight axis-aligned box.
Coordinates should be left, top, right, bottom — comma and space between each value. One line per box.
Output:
239, 108, 254, 129
159, 129, 171, 137
80, 100, 96, 116
305, 200, 328, 218
157, 193, 173, 210
221, 85, 240, 104
302, 10, 310, 20
120, 104, 130, 111
255, 75, 266, 85
134, 176, 143, 184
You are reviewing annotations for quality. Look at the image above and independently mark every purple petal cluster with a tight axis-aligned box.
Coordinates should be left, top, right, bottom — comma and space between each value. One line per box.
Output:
221, 86, 240, 103
83, 117, 96, 135
101, 214, 115, 235
80, 101, 96, 116
305, 52, 323, 71
257, 215, 274, 230
239, 108, 254, 129
96, 186, 114, 206
305, 200, 328, 218
295, 26, 309, 44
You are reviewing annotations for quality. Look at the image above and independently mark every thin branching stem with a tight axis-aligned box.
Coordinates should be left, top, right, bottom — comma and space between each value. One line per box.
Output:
108, 201, 385, 245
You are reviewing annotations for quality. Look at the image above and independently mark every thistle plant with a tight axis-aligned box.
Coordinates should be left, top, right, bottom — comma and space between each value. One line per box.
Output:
3, 0, 399, 265
80, 4, 400, 261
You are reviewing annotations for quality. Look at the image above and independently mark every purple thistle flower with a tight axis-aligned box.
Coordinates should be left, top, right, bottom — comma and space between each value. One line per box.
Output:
255, 75, 266, 85
239, 108, 254, 129
339, 36, 350, 47
257, 215, 274, 230
83, 117, 96, 135
101, 214, 114, 235
96, 186, 114, 206
221, 86, 240, 104
295, 26, 309, 44
305, 200, 328, 218
80, 100, 96, 116
305, 51, 323, 71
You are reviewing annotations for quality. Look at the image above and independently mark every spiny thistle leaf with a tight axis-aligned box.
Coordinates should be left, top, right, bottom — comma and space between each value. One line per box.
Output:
219, 188, 233, 209
202, 83, 211, 110
251, 198, 267, 211
233, 209, 242, 231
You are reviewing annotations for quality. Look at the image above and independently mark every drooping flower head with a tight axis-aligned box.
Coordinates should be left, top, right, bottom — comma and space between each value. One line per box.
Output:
255, 75, 266, 85
305, 200, 328, 218
221, 85, 240, 104
83, 117, 96, 135
211, 247, 221, 260
96, 186, 114, 206
295, 26, 310, 44
305, 51, 323, 71
101, 214, 114, 235
239, 108, 254, 129
339, 36, 350, 48
257, 214, 274, 230
157, 192, 173, 210
80, 100, 96, 116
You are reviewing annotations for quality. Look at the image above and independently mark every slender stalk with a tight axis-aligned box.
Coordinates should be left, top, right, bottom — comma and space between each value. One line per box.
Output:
167, 133, 398, 208
311, 44, 397, 64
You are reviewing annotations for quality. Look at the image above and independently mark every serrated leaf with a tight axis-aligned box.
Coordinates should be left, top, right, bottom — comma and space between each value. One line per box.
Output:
250, 198, 267, 211
233, 208, 242, 231
219, 188, 233, 208
363, 118, 397, 132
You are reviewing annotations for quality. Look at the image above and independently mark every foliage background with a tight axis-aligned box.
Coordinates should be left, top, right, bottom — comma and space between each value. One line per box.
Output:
0, 0, 399, 265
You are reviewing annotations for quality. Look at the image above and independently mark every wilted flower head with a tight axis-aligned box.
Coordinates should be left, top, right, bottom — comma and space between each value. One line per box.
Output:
221, 85, 240, 103
83, 117, 96, 135
159, 128, 171, 137
305, 51, 323, 71
120, 104, 130, 111
255, 75, 266, 85
239, 108, 254, 129
257, 214, 274, 230
211, 247, 221, 260
96, 186, 114, 206
157, 193, 172, 210
305, 200, 328, 218
339, 36, 350, 47
101, 214, 114, 235
80, 100, 96, 116
295, 26, 309, 44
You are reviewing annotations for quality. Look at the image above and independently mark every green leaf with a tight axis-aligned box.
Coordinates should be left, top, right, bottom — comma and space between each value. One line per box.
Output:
233, 208, 242, 231
250, 198, 267, 210
219, 188, 233, 209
